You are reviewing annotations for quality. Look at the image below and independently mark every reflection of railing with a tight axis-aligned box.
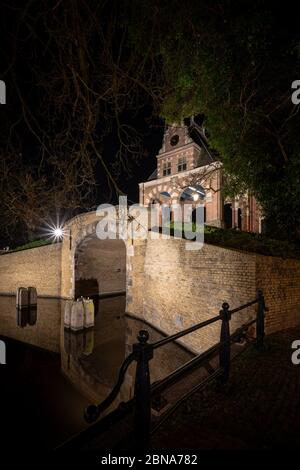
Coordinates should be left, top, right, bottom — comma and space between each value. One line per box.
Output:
57, 290, 268, 451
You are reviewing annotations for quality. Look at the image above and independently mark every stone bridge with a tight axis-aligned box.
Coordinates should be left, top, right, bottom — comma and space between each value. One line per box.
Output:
0, 208, 300, 354
61, 210, 134, 302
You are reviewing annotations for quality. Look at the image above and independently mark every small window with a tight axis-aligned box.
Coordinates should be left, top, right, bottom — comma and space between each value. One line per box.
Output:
170, 134, 179, 146
162, 161, 171, 176
178, 156, 187, 172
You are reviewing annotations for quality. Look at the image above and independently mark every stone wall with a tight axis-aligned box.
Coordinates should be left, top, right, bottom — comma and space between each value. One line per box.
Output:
124, 314, 194, 397
0, 243, 62, 297
256, 256, 300, 333
127, 237, 300, 353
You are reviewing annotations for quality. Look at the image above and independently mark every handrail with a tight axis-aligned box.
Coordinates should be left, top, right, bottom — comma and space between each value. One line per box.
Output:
229, 298, 259, 315
58, 289, 267, 451
84, 351, 136, 423
151, 318, 256, 397
151, 342, 221, 395
56, 399, 135, 451
151, 295, 262, 349
151, 314, 221, 349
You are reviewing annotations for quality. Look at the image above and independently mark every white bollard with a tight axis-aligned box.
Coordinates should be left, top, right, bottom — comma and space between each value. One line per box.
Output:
82, 298, 95, 328
70, 299, 84, 331
64, 300, 73, 329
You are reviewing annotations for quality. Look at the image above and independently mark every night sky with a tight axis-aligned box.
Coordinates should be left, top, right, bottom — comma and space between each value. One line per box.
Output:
0, 1, 300, 246
0, 1, 166, 246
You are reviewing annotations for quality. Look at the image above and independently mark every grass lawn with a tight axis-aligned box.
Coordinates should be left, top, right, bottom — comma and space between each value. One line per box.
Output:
162, 223, 300, 259
5, 239, 56, 253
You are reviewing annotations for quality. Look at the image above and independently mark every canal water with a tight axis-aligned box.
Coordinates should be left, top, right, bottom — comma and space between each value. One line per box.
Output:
0, 295, 193, 451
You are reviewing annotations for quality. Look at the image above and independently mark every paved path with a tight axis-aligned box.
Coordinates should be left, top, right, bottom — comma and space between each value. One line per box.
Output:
152, 326, 300, 449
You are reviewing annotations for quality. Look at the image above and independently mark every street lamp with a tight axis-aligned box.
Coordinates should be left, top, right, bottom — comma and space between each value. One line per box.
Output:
180, 185, 206, 202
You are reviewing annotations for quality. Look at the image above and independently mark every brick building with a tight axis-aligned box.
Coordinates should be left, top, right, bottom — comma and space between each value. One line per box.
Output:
139, 118, 263, 232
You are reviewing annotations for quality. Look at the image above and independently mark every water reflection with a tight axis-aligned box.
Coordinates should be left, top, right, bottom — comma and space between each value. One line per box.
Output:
16, 306, 37, 328
60, 295, 128, 405
0, 296, 61, 352
64, 329, 94, 358
0, 294, 193, 449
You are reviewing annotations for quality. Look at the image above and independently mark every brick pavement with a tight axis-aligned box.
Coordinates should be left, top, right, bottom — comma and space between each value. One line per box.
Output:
152, 326, 300, 449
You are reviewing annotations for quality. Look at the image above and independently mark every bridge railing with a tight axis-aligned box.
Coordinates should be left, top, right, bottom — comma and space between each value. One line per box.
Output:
58, 289, 268, 451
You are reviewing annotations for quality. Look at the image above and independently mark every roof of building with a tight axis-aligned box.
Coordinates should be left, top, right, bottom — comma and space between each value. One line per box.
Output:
147, 168, 158, 181
147, 117, 219, 181
187, 119, 219, 166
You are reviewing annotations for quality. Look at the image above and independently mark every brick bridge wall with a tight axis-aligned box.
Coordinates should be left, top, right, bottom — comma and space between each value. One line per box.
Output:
1, 232, 299, 352
0, 243, 62, 297
126, 238, 300, 353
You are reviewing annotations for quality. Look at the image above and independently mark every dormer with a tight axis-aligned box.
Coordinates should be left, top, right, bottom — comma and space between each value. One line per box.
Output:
159, 123, 193, 155
156, 122, 204, 179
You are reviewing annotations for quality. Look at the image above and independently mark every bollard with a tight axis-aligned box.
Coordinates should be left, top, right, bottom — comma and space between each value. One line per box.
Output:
70, 300, 84, 331
133, 330, 153, 451
82, 298, 95, 328
64, 300, 73, 329
219, 302, 231, 383
28, 287, 37, 307
16, 287, 28, 309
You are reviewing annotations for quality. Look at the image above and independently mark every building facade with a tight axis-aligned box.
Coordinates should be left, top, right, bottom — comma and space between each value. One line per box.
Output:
139, 120, 262, 232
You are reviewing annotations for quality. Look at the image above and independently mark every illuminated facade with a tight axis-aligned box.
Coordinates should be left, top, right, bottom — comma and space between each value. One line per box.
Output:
139, 119, 263, 232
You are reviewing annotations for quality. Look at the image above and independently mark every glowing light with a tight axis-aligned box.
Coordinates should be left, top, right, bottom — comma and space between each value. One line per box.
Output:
193, 193, 200, 202
53, 227, 63, 238
41, 222, 66, 242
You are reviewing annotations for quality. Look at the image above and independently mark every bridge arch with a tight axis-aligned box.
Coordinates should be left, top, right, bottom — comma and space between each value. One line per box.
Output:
61, 211, 132, 300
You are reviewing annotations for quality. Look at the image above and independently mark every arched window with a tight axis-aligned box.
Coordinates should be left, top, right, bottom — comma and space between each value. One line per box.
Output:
179, 185, 206, 202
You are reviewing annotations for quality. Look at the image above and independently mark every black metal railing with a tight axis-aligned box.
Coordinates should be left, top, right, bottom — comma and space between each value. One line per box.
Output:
58, 289, 268, 451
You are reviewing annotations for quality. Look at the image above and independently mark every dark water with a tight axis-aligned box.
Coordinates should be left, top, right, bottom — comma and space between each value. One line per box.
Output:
0, 295, 193, 451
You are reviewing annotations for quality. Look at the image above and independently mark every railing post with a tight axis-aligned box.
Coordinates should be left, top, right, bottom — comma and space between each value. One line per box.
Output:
219, 302, 231, 383
256, 289, 266, 348
133, 329, 153, 451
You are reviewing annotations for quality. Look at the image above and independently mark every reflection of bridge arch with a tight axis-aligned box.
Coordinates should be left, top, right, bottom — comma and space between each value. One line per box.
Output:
60, 295, 130, 407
